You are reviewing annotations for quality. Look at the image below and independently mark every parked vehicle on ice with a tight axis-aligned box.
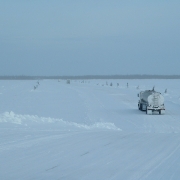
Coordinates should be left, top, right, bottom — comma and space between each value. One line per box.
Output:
66, 79, 71, 84
138, 90, 165, 115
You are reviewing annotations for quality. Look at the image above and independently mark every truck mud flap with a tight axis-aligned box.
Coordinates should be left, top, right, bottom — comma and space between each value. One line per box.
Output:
160, 110, 165, 115
146, 110, 152, 115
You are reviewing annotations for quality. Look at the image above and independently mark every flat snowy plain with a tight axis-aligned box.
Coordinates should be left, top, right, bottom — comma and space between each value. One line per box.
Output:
1, 79, 180, 180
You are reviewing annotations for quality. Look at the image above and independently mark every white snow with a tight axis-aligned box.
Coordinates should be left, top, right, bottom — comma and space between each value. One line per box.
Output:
0, 111, 120, 131
0, 79, 180, 179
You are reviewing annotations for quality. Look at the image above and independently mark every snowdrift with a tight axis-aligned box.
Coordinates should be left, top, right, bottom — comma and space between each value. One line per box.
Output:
0, 111, 121, 131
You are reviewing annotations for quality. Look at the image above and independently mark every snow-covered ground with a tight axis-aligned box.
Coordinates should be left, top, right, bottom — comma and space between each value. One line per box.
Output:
1, 79, 180, 180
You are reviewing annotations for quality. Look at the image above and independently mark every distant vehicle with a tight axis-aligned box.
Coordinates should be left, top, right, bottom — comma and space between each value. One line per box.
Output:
66, 79, 70, 84
138, 90, 165, 115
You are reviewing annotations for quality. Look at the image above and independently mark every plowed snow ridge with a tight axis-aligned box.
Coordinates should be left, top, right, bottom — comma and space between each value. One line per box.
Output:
0, 111, 121, 131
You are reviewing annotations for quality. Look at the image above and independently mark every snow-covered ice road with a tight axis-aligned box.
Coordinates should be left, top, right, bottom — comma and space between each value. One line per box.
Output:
0, 79, 180, 179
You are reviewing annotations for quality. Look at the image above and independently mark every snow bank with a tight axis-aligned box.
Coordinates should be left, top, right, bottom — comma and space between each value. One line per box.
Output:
0, 111, 121, 131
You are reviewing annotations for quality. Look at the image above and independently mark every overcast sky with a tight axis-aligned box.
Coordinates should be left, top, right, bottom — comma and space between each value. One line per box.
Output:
0, 1, 180, 76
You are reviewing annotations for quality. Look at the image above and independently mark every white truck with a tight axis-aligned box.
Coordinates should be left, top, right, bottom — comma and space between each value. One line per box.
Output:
138, 90, 165, 115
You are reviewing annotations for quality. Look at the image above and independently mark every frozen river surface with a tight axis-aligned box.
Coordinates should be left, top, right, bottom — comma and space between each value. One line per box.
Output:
0, 79, 180, 180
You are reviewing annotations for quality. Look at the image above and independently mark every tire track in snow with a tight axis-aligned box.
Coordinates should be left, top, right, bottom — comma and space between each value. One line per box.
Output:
139, 140, 180, 180
51, 82, 180, 133
89, 89, 141, 129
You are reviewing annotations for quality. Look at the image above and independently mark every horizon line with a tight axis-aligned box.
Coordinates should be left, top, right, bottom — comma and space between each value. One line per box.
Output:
0, 75, 180, 80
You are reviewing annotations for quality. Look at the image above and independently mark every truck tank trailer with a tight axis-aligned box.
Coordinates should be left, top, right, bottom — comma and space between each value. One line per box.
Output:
138, 90, 165, 115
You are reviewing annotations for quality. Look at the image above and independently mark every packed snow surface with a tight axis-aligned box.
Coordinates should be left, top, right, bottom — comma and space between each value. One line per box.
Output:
1, 79, 180, 180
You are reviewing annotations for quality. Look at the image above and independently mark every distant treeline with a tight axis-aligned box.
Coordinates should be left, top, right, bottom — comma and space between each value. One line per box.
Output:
0, 75, 180, 80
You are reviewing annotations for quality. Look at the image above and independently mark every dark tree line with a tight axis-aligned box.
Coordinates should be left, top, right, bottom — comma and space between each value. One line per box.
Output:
1, 75, 180, 80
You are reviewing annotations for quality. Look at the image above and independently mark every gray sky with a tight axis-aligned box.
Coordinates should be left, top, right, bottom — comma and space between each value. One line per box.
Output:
0, 0, 180, 76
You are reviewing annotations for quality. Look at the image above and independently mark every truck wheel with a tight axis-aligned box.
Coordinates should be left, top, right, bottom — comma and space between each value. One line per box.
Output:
139, 103, 142, 110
